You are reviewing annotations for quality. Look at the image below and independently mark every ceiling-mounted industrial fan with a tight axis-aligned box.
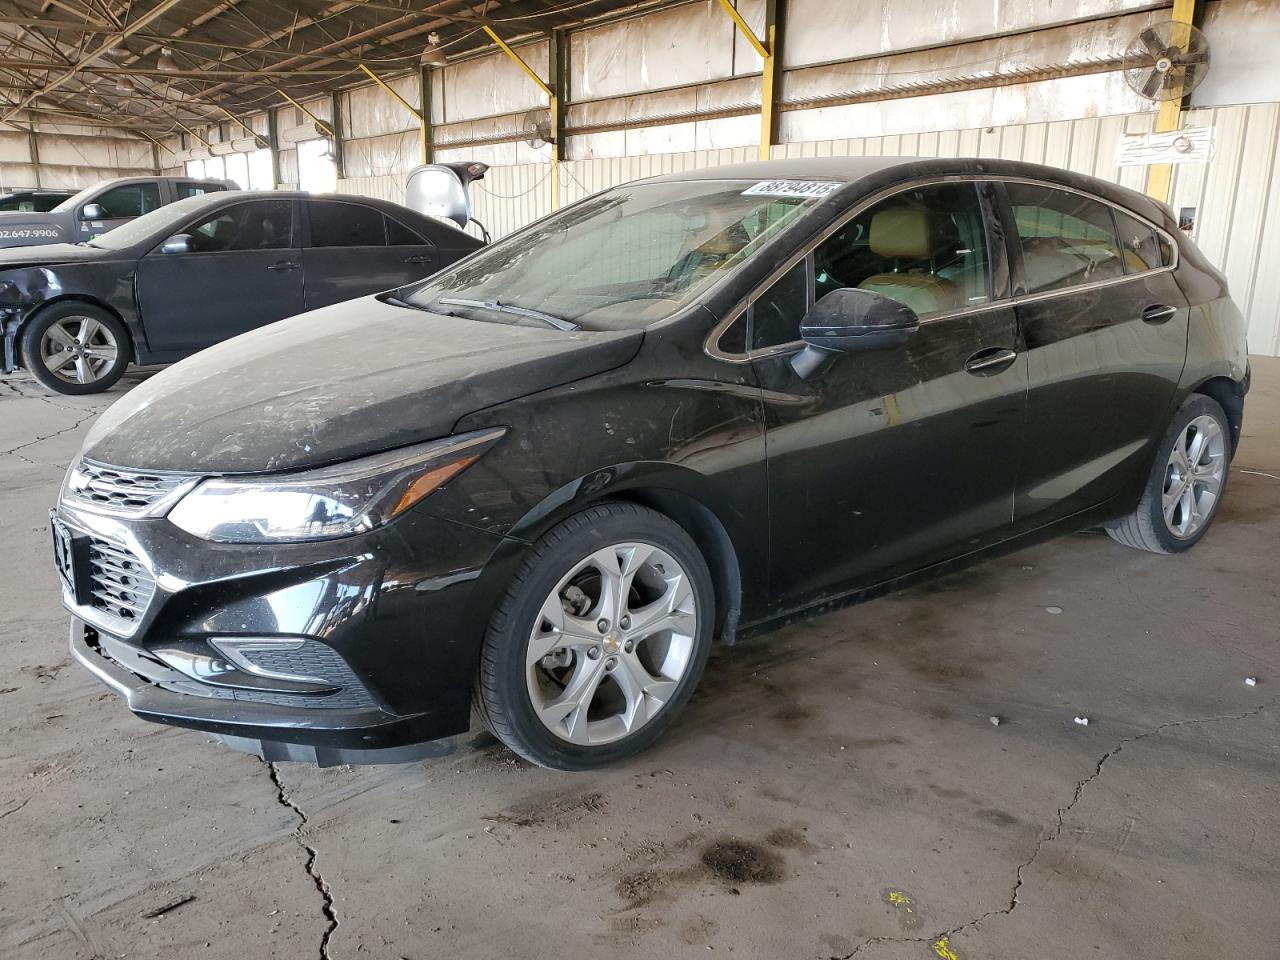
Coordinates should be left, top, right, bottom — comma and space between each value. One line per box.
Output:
1123, 20, 1211, 102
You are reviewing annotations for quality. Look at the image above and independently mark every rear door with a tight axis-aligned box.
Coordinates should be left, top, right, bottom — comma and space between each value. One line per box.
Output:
999, 181, 1188, 528
136, 197, 303, 355
77, 181, 162, 242
749, 180, 1027, 609
300, 199, 439, 310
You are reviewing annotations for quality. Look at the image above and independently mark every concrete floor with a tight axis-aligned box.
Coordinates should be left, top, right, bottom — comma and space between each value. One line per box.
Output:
1, 359, 1277, 960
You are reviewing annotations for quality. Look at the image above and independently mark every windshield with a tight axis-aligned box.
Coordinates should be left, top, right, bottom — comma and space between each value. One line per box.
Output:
85, 194, 220, 251
404, 178, 838, 331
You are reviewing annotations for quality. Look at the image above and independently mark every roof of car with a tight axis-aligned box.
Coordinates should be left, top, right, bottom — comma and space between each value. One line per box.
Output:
640, 155, 1171, 223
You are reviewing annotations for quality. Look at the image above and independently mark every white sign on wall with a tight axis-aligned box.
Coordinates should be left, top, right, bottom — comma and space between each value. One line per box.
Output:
1117, 127, 1215, 167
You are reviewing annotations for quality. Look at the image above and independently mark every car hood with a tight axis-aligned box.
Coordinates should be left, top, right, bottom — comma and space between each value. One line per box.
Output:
0, 241, 110, 269
82, 296, 644, 473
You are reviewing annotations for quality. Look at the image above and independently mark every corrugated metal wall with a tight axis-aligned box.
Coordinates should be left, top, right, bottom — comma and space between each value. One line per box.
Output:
339, 103, 1280, 356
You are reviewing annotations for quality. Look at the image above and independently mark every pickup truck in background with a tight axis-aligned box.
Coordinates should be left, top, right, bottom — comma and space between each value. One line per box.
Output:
0, 175, 235, 249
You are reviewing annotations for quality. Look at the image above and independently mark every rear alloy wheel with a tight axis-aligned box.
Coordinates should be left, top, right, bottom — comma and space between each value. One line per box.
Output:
476, 503, 714, 770
1106, 394, 1231, 553
22, 303, 129, 395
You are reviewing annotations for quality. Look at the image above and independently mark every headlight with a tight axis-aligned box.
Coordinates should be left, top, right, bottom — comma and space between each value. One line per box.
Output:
167, 427, 506, 543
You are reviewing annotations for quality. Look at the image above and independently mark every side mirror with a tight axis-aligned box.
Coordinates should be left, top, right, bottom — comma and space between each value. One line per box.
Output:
160, 234, 193, 255
791, 288, 920, 378
80, 203, 106, 220
405, 162, 487, 229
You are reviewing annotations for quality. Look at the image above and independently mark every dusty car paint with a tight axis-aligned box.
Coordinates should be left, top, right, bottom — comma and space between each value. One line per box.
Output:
56, 157, 1249, 765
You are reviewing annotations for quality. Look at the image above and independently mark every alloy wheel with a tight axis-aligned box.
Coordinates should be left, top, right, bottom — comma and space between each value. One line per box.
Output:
1162, 414, 1225, 539
40, 315, 119, 386
526, 541, 697, 746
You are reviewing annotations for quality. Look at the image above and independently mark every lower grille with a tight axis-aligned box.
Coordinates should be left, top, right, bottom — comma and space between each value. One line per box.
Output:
86, 537, 155, 624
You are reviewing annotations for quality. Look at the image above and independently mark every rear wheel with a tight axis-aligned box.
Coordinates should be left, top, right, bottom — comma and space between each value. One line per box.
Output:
21, 303, 129, 395
475, 502, 714, 770
1106, 394, 1230, 553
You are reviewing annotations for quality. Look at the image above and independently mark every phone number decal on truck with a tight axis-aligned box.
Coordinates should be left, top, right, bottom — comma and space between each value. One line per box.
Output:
0, 227, 61, 240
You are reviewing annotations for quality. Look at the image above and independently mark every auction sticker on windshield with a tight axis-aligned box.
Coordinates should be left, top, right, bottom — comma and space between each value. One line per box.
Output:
742, 180, 841, 199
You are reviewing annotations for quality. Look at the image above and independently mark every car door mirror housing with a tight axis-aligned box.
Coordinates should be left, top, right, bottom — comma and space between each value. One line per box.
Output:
80, 203, 106, 221
160, 234, 194, 255
791, 288, 920, 377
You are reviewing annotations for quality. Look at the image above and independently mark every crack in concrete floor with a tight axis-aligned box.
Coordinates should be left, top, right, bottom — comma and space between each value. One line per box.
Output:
264, 761, 339, 960
836, 704, 1270, 959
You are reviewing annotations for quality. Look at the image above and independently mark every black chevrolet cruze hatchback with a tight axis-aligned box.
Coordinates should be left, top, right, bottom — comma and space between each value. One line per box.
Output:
55, 157, 1249, 769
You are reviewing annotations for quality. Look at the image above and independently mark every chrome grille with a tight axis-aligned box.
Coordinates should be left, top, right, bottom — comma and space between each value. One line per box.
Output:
86, 537, 155, 624
67, 459, 193, 515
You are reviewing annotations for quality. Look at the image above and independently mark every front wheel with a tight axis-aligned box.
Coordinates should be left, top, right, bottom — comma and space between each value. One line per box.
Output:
21, 303, 129, 395
475, 502, 714, 770
1106, 394, 1231, 553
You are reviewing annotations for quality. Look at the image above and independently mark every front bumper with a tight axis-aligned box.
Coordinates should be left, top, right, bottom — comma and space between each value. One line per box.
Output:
57, 499, 519, 764
71, 619, 453, 765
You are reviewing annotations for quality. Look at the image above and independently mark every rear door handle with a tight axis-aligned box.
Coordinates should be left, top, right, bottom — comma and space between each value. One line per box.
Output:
964, 346, 1018, 376
1141, 303, 1178, 324
267, 260, 299, 271
403, 255, 433, 264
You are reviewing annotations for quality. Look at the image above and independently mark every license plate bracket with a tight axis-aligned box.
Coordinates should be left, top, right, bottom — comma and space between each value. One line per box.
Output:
50, 514, 92, 606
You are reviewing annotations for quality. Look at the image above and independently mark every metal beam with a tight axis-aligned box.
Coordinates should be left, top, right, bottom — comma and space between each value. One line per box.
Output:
1146, 0, 1200, 203
715, 0, 769, 59
267, 107, 283, 189
549, 28, 567, 210
418, 64, 434, 165
330, 91, 345, 179
0, 0, 187, 124
758, 0, 781, 161
357, 62, 422, 120
481, 25, 553, 99
218, 105, 265, 146
276, 89, 335, 138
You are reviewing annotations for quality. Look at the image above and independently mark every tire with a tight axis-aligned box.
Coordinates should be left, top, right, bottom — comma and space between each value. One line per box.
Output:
1105, 394, 1231, 554
476, 502, 715, 770
21, 302, 130, 395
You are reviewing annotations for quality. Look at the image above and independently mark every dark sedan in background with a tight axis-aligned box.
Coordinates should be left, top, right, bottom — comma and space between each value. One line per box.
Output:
0, 190, 484, 393
53, 157, 1248, 770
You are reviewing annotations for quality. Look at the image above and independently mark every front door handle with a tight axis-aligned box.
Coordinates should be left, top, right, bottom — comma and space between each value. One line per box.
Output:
964, 346, 1018, 376
267, 260, 299, 271
1142, 303, 1178, 324
403, 255, 433, 264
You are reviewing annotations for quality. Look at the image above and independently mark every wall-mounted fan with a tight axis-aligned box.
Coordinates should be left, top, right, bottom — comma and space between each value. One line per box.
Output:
522, 108, 553, 149
1123, 20, 1211, 102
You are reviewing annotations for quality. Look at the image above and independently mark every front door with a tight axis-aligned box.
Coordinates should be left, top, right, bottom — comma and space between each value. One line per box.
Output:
301, 199, 439, 310
136, 198, 303, 356
750, 181, 1027, 611
77, 181, 162, 242
999, 182, 1189, 528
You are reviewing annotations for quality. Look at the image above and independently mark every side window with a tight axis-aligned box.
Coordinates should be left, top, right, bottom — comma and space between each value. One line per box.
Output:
308, 200, 386, 247
183, 200, 293, 253
1112, 210, 1163, 274
814, 182, 991, 319
751, 259, 809, 350
93, 183, 161, 219
385, 215, 431, 246
177, 183, 211, 200
1006, 184, 1125, 293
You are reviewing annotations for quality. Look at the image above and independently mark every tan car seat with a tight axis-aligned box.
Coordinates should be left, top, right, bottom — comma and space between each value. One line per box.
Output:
856, 205, 963, 317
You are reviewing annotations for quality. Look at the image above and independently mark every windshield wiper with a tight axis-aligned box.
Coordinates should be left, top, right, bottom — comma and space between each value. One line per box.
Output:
438, 297, 579, 331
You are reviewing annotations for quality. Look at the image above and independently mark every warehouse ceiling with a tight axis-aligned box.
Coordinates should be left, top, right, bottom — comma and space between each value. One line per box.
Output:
0, 0, 654, 137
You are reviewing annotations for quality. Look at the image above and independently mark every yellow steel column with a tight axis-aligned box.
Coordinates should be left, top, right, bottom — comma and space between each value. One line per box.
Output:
715, 0, 775, 161
1146, 0, 1200, 203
